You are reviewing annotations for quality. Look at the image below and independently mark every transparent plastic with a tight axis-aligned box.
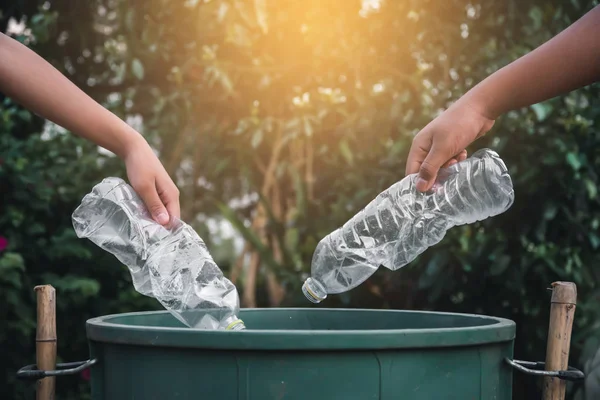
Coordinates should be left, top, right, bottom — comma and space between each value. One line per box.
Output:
72, 177, 245, 330
302, 148, 514, 303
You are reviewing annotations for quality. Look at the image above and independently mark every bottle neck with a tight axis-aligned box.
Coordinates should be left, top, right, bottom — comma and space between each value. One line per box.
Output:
302, 277, 327, 303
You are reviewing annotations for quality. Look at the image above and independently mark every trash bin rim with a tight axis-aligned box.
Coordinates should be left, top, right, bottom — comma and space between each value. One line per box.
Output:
86, 308, 515, 351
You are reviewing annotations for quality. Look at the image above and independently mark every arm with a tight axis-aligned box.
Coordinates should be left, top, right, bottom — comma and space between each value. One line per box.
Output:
0, 32, 138, 158
0, 33, 179, 224
407, 5, 600, 192
468, 5, 600, 119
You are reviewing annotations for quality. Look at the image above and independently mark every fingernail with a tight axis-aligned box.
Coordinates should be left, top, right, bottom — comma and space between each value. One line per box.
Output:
156, 212, 169, 224
416, 177, 428, 192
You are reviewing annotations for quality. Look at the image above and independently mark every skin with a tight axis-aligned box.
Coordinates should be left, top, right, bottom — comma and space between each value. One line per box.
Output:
407, 5, 600, 192
0, 32, 180, 225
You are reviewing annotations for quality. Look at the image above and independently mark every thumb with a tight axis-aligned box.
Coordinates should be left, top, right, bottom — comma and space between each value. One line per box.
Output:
416, 145, 454, 192
137, 181, 170, 225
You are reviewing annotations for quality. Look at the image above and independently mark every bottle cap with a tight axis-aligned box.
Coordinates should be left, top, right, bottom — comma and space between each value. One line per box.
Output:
302, 278, 327, 303
225, 319, 246, 330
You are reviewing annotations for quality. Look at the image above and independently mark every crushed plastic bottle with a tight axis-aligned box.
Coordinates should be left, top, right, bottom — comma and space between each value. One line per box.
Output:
72, 177, 245, 330
302, 148, 514, 303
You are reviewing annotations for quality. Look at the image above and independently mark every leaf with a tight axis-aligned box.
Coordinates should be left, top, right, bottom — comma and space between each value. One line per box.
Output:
220, 72, 234, 93
531, 102, 552, 121
339, 140, 353, 165
215, 158, 230, 174
303, 116, 313, 137
585, 179, 597, 199
0, 252, 25, 289
590, 234, 600, 250
31, 14, 45, 25
251, 129, 263, 148
0, 252, 25, 271
41, 274, 101, 298
285, 228, 299, 253
528, 6, 544, 30
289, 165, 306, 219
490, 255, 511, 276
131, 58, 145, 80
17, 110, 32, 122
185, 0, 200, 8
544, 203, 558, 220
254, 0, 268, 34
124, 8, 135, 31
566, 152, 581, 171
217, 2, 229, 22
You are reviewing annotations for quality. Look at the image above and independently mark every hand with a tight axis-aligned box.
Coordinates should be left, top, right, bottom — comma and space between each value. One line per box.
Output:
123, 138, 180, 225
0, 34, 181, 224
405, 97, 495, 192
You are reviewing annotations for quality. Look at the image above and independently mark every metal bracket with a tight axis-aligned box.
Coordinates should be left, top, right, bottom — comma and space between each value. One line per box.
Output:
16, 359, 98, 381
505, 358, 585, 382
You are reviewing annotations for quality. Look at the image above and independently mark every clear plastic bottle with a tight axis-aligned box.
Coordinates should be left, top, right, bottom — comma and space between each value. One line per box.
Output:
302, 148, 514, 303
72, 177, 245, 330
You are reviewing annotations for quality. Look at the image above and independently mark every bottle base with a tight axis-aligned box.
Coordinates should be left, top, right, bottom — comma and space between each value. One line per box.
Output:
302, 278, 327, 303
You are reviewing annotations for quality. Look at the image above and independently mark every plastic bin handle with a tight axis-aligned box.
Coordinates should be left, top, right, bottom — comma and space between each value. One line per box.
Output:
16, 359, 98, 381
505, 358, 584, 382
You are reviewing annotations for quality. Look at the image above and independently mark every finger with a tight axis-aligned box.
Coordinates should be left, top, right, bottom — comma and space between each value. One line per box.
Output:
441, 150, 468, 168
136, 180, 170, 225
405, 134, 431, 176
159, 183, 181, 222
442, 158, 458, 169
165, 196, 180, 222
416, 144, 454, 192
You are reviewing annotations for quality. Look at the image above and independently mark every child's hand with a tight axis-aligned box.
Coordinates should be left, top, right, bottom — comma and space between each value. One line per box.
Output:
0, 33, 181, 225
405, 6, 600, 192
123, 138, 180, 225
405, 97, 495, 192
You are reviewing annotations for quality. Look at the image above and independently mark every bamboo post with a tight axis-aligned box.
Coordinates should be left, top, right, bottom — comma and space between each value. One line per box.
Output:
35, 285, 56, 400
542, 281, 577, 400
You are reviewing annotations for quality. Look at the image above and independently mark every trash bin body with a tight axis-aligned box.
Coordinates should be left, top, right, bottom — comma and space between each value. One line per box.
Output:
86, 308, 515, 400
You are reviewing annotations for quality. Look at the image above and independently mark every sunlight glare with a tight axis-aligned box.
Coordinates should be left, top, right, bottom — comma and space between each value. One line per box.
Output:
359, 0, 383, 18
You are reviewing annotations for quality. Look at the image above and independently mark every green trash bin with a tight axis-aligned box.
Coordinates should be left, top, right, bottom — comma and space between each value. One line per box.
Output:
80, 308, 516, 400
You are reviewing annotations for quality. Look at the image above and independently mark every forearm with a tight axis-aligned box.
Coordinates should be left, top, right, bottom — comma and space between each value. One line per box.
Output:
466, 6, 600, 119
0, 33, 142, 157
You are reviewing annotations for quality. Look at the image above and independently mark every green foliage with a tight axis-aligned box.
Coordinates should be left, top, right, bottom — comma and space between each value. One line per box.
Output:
0, 102, 162, 398
1, 1, 600, 399
0, 9, 162, 399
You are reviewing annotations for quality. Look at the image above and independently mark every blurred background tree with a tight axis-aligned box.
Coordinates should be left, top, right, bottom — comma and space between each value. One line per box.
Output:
1, 0, 599, 399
